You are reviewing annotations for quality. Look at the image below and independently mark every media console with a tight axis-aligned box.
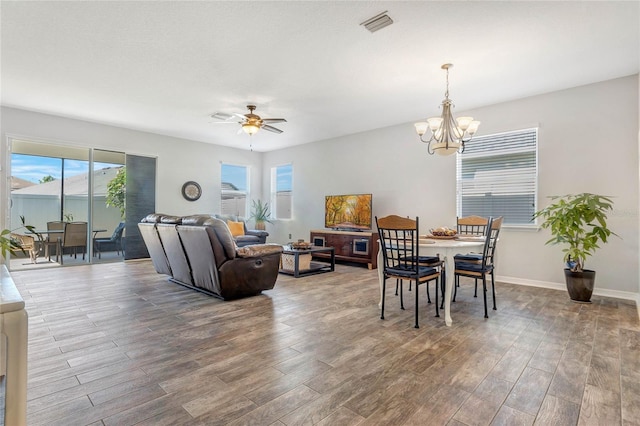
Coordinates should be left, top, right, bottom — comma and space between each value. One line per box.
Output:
310, 229, 378, 269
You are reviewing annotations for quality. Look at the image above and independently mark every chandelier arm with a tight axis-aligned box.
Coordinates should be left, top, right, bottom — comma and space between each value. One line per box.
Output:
419, 133, 435, 144
427, 141, 436, 155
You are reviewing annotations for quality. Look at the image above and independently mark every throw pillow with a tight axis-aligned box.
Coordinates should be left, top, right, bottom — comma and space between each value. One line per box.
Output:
227, 220, 245, 237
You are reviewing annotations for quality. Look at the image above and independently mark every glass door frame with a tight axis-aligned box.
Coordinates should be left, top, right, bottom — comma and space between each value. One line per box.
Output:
8, 138, 126, 267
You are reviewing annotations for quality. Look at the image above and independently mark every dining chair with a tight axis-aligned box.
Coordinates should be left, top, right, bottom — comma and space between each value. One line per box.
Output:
398, 252, 446, 309
59, 222, 88, 265
395, 219, 445, 303
45, 220, 65, 262
453, 215, 489, 296
456, 215, 489, 236
454, 216, 503, 318
376, 215, 440, 328
93, 222, 125, 259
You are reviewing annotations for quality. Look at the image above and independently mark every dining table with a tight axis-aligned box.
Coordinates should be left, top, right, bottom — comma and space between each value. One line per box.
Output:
27, 228, 107, 260
377, 236, 485, 327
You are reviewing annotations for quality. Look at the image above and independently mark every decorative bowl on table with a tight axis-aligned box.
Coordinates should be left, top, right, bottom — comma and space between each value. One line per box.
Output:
291, 241, 312, 249
427, 227, 457, 239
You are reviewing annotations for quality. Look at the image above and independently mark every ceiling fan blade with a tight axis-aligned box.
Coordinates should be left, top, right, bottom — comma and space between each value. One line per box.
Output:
233, 113, 248, 120
262, 118, 287, 124
211, 112, 234, 121
262, 124, 283, 134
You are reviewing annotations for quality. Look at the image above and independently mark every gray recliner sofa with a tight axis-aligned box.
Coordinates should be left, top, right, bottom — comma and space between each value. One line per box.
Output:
213, 214, 269, 247
138, 213, 283, 300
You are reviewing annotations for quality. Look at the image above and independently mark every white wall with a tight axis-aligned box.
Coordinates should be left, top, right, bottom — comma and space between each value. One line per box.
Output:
264, 75, 639, 297
2, 76, 638, 298
1, 107, 263, 227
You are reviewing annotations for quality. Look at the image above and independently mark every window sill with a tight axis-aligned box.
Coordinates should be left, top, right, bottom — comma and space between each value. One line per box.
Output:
503, 224, 540, 232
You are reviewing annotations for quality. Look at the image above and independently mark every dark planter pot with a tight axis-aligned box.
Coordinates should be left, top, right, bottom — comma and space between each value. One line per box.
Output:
564, 268, 595, 303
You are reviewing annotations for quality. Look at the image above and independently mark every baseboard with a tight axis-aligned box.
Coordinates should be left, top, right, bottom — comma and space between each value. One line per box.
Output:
497, 275, 640, 320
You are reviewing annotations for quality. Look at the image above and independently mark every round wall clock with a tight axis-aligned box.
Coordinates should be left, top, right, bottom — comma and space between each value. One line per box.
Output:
181, 181, 202, 201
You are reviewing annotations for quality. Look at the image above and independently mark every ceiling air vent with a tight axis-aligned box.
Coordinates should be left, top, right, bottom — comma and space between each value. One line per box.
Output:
360, 11, 393, 33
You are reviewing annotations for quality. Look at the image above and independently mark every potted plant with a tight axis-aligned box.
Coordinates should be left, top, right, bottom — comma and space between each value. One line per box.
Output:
533, 193, 617, 302
249, 199, 273, 231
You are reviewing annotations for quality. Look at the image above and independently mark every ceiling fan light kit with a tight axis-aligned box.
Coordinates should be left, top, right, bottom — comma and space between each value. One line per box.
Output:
242, 122, 260, 135
415, 63, 480, 156
211, 104, 287, 137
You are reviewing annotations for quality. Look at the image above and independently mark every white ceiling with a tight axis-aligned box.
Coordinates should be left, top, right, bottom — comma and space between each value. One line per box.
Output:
1, 1, 638, 152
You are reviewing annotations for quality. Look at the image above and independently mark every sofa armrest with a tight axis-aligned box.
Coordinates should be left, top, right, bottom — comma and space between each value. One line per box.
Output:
236, 243, 283, 258
245, 229, 269, 238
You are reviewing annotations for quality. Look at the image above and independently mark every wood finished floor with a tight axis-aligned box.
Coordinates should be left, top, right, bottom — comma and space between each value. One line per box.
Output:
10, 260, 640, 426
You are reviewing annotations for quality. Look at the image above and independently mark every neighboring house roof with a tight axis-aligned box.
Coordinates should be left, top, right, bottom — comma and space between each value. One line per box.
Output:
10, 176, 35, 191
11, 166, 123, 197
221, 182, 246, 199
221, 182, 239, 191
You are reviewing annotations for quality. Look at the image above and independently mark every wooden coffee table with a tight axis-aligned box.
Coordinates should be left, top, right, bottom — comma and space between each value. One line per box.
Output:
279, 246, 335, 278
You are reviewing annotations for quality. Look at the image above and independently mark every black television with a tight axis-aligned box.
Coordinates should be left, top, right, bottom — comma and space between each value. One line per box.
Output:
324, 193, 372, 231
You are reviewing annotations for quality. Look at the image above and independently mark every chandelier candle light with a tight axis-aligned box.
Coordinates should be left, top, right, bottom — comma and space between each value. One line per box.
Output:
415, 63, 480, 155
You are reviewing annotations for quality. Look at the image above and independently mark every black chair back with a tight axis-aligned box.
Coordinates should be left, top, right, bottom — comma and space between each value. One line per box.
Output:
111, 222, 125, 242
484, 216, 503, 267
376, 215, 420, 276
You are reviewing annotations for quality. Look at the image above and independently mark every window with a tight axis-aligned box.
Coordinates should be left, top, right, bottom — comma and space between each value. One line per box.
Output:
456, 128, 538, 226
271, 163, 292, 219
221, 163, 249, 216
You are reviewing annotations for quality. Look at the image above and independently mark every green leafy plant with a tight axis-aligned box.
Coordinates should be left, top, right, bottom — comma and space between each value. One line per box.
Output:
107, 167, 126, 219
533, 193, 617, 272
249, 199, 273, 227
64, 212, 74, 222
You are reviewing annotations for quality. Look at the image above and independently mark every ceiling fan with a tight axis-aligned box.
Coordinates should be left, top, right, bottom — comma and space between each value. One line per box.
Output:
211, 105, 287, 135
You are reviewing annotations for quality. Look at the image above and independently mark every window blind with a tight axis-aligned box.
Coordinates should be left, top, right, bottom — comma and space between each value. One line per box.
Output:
456, 128, 538, 226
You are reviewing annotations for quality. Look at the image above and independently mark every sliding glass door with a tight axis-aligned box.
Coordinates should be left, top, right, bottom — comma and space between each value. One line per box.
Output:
92, 150, 127, 262
8, 140, 138, 269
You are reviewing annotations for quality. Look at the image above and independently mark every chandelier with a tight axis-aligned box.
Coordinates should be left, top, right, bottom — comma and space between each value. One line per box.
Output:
414, 64, 480, 155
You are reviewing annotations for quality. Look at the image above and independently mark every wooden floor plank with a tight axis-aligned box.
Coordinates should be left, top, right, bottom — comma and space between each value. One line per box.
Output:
578, 384, 622, 424
7, 260, 638, 426
534, 394, 580, 425
503, 366, 553, 416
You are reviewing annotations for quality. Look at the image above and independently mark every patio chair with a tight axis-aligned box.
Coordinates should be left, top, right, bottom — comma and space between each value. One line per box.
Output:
10, 233, 38, 264
59, 222, 88, 265
93, 222, 125, 259
45, 220, 64, 262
